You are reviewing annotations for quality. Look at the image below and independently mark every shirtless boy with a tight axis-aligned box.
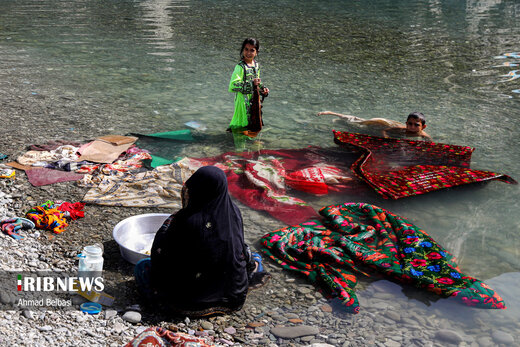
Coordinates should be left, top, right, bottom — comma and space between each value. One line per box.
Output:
317, 110, 431, 141
382, 112, 431, 141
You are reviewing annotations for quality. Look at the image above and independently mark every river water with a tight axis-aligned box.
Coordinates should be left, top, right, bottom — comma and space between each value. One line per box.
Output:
1, 0, 519, 342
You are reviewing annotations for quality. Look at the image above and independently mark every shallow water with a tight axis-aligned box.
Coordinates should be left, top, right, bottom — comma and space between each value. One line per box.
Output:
1, 0, 519, 338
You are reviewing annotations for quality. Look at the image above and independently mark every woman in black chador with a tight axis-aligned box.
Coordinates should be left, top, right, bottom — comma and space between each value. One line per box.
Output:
134, 166, 269, 317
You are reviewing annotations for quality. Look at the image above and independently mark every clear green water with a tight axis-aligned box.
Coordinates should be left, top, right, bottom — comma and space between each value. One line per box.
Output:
1, 0, 519, 325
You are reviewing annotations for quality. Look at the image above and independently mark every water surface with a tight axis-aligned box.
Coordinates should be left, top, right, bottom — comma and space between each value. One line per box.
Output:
1, 0, 519, 340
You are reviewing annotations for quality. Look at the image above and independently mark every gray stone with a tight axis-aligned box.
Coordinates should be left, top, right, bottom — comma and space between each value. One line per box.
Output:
122, 311, 142, 324
491, 330, 515, 345
218, 338, 233, 346
22, 310, 35, 320
384, 311, 401, 322
368, 301, 393, 310
200, 321, 213, 330
285, 312, 299, 319
223, 327, 236, 335
384, 340, 401, 347
435, 329, 464, 344
113, 322, 125, 334
297, 287, 312, 295
0, 292, 11, 304
476, 336, 494, 347
104, 309, 117, 320
270, 325, 320, 339
401, 317, 420, 327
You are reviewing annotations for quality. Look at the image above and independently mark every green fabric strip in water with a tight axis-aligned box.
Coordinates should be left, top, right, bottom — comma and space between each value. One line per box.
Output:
260, 202, 506, 314
149, 156, 175, 168
144, 129, 194, 141
128, 130, 195, 167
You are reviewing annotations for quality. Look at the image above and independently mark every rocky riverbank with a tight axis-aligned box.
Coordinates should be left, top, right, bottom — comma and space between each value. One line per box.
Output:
1, 160, 519, 347
0, 68, 518, 347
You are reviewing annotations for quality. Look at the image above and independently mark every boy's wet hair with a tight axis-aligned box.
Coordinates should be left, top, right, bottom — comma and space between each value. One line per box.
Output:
407, 112, 426, 125
240, 38, 260, 59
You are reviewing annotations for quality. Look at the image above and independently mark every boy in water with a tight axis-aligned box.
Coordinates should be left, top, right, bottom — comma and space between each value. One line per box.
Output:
382, 112, 431, 141
317, 110, 431, 141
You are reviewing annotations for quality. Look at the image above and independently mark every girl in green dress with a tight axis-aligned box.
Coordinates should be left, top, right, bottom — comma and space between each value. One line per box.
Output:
228, 38, 269, 131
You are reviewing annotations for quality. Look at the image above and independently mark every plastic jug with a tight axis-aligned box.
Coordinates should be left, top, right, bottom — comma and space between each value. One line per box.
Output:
78, 245, 104, 278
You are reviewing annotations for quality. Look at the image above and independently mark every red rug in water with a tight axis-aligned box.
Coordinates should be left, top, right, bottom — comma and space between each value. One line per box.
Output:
191, 147, 359, 225
333, 131, 517, 199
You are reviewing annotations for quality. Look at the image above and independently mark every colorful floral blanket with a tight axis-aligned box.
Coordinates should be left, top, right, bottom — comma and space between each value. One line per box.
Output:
333, 131, 517, 199
260, 202, 506, 313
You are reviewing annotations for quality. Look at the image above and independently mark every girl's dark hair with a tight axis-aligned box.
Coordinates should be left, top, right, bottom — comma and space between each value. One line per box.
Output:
240, 38, 260, 59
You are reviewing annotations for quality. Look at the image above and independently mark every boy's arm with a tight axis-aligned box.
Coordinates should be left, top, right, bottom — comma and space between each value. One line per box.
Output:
317, 111, 346, 117
382, 126, 406, 138
420, 131, 432, 141
381, 127, 394, 138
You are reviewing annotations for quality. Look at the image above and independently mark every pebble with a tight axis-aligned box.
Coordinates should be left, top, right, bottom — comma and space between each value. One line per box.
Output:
384, 340, 401, 347
491, 330, 515, 345
200, 321, 213, 330
434, 329, 463, 344
122, 311, 142, 324
247, 321, 265, 328
38, 325, 53, 332
270, 325, 320, 339
224, 327, 236, 335
0, 292, 11, 304
23, 310, 35, 320
104, 310, 118, 320
320, 304, 332, 312
384, 311, 401, 322
113, 322, 125, 334
298, 287, 312, 295
219, 338, 234, 345
476, 336, 494, 347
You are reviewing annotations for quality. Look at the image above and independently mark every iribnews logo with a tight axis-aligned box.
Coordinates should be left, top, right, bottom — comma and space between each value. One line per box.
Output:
17, 274, 104, 292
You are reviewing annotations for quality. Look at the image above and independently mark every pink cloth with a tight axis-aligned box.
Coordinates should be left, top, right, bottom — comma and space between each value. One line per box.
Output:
25, 168, 84, 187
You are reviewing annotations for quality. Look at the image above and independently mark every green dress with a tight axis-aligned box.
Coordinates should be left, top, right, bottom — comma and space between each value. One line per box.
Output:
228, 60, 262, 129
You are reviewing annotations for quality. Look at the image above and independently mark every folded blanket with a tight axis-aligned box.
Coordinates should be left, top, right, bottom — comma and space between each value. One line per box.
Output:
260, 202, 506, 313
78, 135, 138, 163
